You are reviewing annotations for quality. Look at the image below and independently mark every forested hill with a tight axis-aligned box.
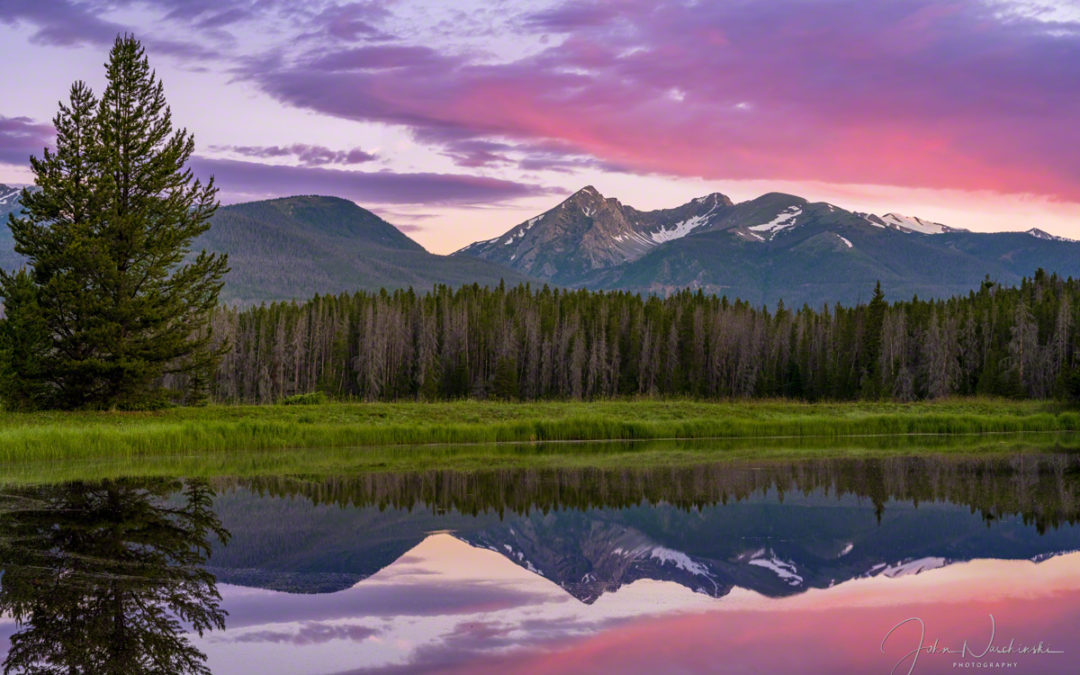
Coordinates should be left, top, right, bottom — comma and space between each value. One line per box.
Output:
0, 190, 533, 305
194, 196, 534, 304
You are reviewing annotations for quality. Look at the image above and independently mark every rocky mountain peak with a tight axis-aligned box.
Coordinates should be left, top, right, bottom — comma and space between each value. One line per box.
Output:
694, 192, 735, 208
557, 185, 614, 216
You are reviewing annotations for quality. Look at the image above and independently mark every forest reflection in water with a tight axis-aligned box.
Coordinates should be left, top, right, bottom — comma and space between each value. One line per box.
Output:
229, 451, 1080, 531
0, 450, 1078, 674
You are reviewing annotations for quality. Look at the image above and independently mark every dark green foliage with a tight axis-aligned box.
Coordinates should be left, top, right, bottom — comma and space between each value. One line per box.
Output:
236, 451, 1080, 531
0, 270, 52, 409
206, 272, 1080, 403
0, 36, 227, 409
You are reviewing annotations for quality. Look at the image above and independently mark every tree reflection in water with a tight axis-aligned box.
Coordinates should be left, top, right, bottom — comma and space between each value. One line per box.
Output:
0, 479, 229, 675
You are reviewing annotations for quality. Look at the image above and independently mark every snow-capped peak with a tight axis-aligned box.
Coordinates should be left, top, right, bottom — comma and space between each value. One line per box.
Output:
1026, 228, 1075, 242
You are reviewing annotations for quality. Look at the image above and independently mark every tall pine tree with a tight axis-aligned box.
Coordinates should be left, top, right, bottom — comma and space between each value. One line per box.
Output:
0, 36, 228, 409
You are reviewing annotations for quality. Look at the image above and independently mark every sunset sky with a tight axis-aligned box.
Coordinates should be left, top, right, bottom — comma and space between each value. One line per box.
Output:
1, 0, 1078, 253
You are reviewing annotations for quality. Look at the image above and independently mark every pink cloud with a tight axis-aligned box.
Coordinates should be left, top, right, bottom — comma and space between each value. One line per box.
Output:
249, 0, 1080, 200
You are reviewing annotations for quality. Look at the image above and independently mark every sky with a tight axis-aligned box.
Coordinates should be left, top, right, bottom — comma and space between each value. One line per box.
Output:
1, 0, 1078, 254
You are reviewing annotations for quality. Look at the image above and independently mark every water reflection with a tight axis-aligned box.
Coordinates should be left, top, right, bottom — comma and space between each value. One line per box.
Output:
1, 453, 1079, 674
0, 479, 229, 674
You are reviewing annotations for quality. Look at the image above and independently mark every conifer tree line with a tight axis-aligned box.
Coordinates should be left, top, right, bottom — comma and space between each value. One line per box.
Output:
199, 270, 1080, 403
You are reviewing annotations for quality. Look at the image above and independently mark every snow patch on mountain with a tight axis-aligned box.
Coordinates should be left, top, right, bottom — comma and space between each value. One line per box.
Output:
613, 231, 655, 247
748, 549, 803, 586
0, 186, 19, 206
836, 234, 853, 249
869, 557, 947, 578
881, 213, 951, 234
648, 195, 724, 244
748, 206, 802, 238
651, 213, 709, 243
502, 217, 544, 245
862, 212, 960, 235
650, 546, 713, 578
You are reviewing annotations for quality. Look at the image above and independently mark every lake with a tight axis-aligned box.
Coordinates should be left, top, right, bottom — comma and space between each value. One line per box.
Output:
1, 451, 1078, 673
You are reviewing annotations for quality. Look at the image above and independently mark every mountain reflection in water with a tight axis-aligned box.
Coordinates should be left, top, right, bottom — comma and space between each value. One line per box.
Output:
2, 453, 1079, 674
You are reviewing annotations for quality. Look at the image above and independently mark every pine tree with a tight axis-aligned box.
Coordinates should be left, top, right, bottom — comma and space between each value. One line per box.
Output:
0, 36, 228, 409
861, 280, 887, 396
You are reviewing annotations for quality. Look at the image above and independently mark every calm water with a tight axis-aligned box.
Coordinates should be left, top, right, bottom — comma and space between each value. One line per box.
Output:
2, 453, 1079, 674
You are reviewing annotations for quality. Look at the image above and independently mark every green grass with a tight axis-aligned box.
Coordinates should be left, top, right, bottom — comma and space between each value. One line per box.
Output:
2, 431, 1078, 487
0, 397, 1077, 471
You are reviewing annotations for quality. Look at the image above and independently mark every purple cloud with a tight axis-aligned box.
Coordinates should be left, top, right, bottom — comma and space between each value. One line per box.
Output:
435, 139, 514, 168
310, 45, 445, 71
0, 0, 223, 58
225, 622, 379, 646
0, 0, 123, 47
211, 143, 377, 166
308, 2, 392, 42
0, 116, 53, 167
190, 157, 553, 206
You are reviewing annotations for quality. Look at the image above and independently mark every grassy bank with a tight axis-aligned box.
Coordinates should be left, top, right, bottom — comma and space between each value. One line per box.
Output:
3, 431, 1079, 486
0, 398, 1078, 467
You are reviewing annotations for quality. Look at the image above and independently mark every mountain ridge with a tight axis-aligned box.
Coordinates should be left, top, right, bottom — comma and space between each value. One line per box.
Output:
454, 185, 1080, 306
3, 182, 1080, 306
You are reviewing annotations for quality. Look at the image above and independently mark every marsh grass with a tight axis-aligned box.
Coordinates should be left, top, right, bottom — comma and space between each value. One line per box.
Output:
0, 398, 1077, 474
1, 431, 1076, 486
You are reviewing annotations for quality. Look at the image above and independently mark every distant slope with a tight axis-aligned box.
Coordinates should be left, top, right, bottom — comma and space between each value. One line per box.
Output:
0, 184, 25, 270
456, 186, 1080, 307
200, 196, 536, 304
0, 191, 533, 304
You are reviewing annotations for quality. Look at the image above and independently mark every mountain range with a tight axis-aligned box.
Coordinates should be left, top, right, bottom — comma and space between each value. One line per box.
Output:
454, 186, 1080, 306
2, 182, 1079, 306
